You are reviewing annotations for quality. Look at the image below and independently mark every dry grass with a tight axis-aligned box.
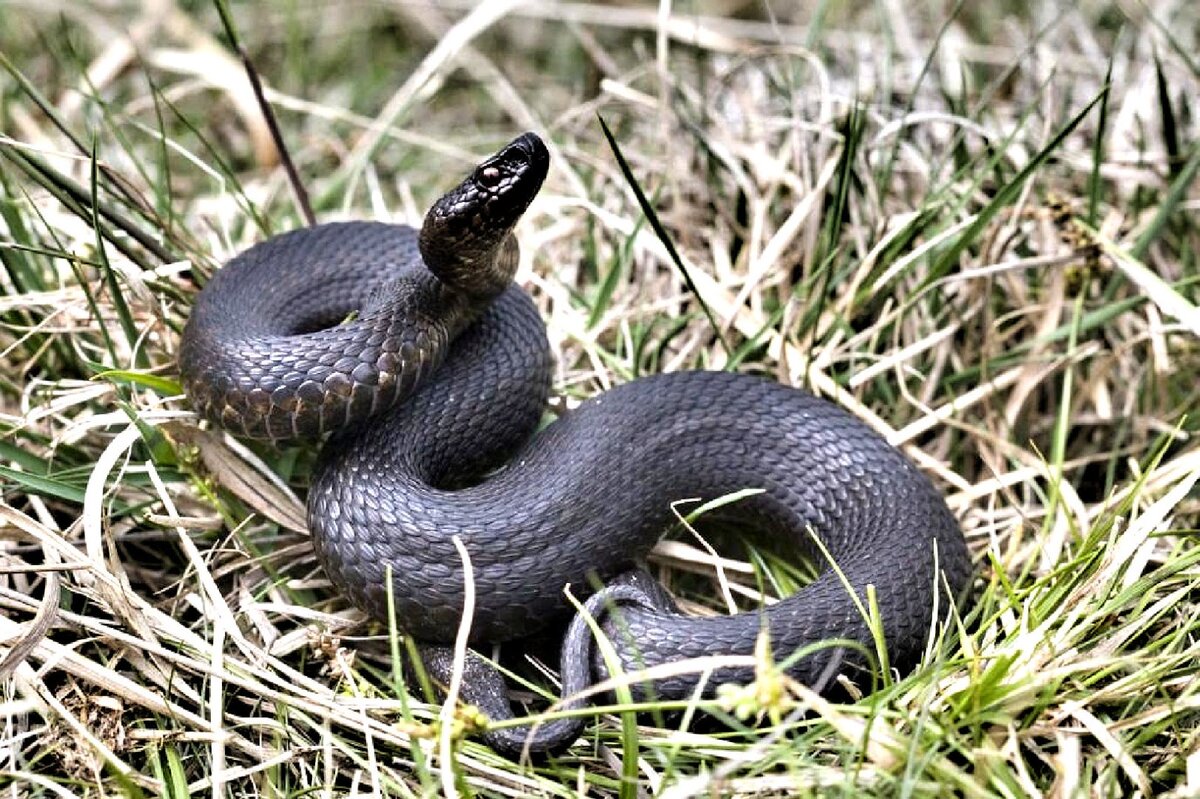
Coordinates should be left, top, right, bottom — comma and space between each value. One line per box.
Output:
1, 1, 1198, 797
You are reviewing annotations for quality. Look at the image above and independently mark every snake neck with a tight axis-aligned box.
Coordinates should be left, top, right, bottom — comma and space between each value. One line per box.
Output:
419, 232, 520, 301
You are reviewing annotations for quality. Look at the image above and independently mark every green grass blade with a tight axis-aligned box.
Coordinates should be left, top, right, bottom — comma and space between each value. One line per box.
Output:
598, 114, 731, 357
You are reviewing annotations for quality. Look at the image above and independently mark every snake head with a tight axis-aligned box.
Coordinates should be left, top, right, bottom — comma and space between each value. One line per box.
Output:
419, 132, 550, 298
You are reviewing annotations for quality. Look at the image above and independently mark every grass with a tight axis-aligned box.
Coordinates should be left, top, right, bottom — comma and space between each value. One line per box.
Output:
1, 1, 1198, 796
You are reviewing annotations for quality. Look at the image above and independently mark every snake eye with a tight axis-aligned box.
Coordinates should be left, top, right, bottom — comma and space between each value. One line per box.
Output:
477, 165, 502, 189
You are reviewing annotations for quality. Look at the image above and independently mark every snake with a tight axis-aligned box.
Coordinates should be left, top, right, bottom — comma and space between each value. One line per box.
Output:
179, 132, 972, 757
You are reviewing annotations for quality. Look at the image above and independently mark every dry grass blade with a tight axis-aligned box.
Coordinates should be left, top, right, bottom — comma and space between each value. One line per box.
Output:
0, 507, 61, 680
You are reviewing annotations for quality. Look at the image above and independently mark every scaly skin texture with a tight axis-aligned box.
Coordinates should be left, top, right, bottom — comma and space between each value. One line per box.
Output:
179, 133, 547, 443
308, 299, 971, 754
178, 221, 469, 442
179, 132, 971, 758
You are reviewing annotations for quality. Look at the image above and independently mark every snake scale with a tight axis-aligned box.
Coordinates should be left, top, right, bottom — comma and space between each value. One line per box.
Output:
179, 132, 971, 756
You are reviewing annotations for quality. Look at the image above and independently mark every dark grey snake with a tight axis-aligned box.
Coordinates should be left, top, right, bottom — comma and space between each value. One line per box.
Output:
179, 132, 971, 756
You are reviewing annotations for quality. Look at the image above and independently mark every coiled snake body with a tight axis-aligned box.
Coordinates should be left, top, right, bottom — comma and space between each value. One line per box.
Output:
180, 133, 971, 756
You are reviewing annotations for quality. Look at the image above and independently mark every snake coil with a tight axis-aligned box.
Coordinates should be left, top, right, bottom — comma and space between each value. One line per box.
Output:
180, 132, 971, 756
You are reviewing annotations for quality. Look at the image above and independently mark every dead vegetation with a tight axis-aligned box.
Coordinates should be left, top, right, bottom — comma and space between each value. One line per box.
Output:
1, 1, 1198, 796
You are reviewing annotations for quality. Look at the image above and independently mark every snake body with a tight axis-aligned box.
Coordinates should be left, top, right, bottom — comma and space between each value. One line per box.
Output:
180, 133, 971, 756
